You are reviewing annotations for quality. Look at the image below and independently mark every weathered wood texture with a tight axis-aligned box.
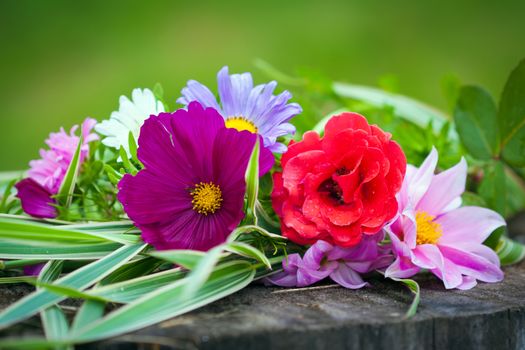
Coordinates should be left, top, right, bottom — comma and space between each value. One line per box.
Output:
1, 215, 524, 350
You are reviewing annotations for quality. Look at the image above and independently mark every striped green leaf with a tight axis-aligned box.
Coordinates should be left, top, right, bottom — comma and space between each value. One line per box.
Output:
496, 236, 525, 265
70, 261, 255, 342
56, 135, 83, 209
224, 241, 271, 269
0, 242, 122, 260
0, 243, 146, 329
244, 138, 260, 225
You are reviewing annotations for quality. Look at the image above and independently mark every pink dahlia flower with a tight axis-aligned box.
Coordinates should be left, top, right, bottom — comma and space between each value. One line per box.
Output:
385, 148, 505, 290
15, 118, 98, 218
267, 233, 392, 289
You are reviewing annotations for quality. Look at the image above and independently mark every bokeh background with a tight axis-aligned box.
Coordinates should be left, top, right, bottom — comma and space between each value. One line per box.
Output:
1, 0, 524, 171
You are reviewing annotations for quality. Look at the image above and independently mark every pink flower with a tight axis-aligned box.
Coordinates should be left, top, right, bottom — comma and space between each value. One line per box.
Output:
385, 148, 505, 290
15, 118, 98, 218
267, 233, 392, 289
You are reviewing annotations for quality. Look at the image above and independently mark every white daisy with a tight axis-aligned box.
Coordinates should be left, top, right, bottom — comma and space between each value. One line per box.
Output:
95, 88, 165, 157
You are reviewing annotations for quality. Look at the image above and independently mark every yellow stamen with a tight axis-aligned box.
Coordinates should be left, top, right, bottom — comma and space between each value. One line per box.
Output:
416, 211, 443, 245
190, 182, 223, 215
225, 116, 258, 133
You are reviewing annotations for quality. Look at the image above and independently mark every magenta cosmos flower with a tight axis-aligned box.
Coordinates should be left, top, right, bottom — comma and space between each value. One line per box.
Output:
15, 118, 98, 218
117, 101, 274, 251
177, 66, 302, 153
267, 233, 392, 289
385, 148, 505, 290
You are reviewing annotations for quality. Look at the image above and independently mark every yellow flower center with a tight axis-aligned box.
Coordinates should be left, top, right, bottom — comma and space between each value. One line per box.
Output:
415, 211, 443, 245
225, 116, 258, 133
190, 182, 223, 215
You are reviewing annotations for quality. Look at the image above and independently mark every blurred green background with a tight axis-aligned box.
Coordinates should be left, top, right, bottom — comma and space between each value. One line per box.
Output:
1, 0, 524, 170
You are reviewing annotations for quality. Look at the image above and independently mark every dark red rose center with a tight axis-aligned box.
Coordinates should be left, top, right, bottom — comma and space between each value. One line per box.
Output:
318, 177, 344, 205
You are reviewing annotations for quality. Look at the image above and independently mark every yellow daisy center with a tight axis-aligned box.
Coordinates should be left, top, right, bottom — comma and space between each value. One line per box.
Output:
191, 182, 223, 215
225, 116, 258, 133
415, 211, 443, 245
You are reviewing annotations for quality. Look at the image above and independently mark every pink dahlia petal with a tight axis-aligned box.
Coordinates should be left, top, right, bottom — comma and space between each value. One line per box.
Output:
330, 263, 368, 289
437, 206, 506, 245
411, 244, 444, 270
456, 276, 478, 290
15, 178, 57, 219
384, 256, 420, 279
418, 157, 467, 215
431, 257, 463, 289
407, 147, 438, 208
438, 245, 504, 283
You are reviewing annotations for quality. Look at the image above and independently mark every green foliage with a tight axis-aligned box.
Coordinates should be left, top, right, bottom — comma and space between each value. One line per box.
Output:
499, 58, 525, 166
389, 277, 420, 318
454, 86, 499, 160
243, 138, 260, 225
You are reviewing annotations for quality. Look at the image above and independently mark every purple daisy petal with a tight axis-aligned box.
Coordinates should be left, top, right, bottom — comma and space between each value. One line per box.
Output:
177, 80, 221, 112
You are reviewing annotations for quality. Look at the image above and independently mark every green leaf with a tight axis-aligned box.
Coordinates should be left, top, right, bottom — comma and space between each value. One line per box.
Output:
244, 138, 260, 225
128, 131, 139, 164
0, 218, 140, 245
31, 281, 109, 302
56, 135, 83, 209
479, 161, 506, 216
89, 268, 186, 303
119, 146, 138, 174
223, 241, 271, 269
69, 261, 255, 342
499, 58, 525, 166
71, 300, 105, 333
148, 250, 207, 270
332, 83, 454, 136
0, 243, 146, 329
496, 236, 525, 265
99, 257, 163, 285
0, 178, 17, 213
38, 261, 71, 348
181, 245, 224, 298
390, 277, 420, 318
103, 164, 123, 185
0, 276, 37, 284
453, 86, 499, 160
0, 242, 122, 260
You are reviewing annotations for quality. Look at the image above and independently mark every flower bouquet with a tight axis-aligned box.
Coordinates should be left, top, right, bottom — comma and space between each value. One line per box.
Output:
1, 59, 525, 348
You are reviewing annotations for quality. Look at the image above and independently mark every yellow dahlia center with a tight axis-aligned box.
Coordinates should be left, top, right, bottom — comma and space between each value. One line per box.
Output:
415, 211, 443, 245
191, 182, 223, 215
225, 116, 258, 133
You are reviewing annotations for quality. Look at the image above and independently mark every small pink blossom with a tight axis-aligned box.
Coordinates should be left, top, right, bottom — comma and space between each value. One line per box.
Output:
16, 118, 98, 218
385, 148, 505, 290
267, 233, 392, 289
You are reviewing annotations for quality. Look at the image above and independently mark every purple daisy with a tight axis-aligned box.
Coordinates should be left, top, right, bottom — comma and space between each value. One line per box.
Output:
177, 66, 302, 153
117, 101, 274, 251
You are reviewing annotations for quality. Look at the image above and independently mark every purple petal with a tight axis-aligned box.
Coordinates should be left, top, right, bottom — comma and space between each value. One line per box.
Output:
177, 80, 221, 112
23, 263, 45, 276
217, 66, 236, 117
418, 157, 467, 215
15, 178, 57, 218
302, 240, 333, 269
437, 206, 506, 245
330, 263, 367, 289
265, 271, 298, 287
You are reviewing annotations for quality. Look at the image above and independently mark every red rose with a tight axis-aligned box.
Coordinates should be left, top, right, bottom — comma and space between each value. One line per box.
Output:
272, 112, 406, 247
